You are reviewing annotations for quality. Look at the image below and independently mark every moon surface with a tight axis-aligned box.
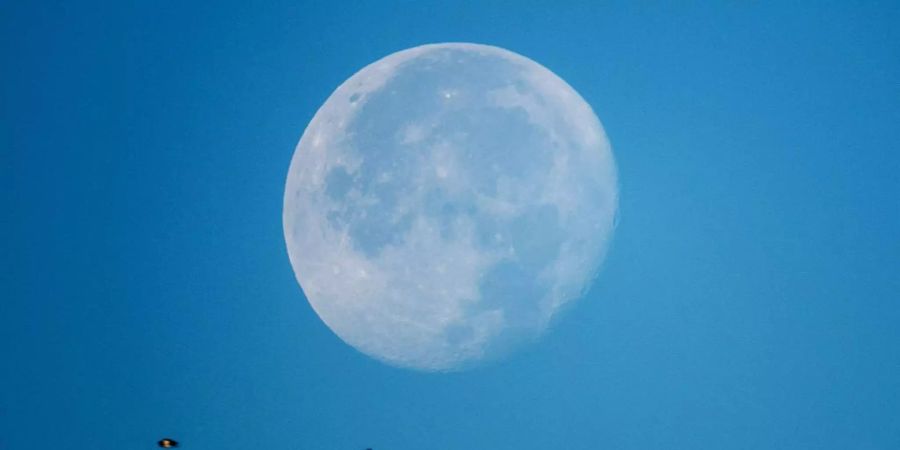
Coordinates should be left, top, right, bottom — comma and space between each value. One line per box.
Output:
284, 43, 617, 371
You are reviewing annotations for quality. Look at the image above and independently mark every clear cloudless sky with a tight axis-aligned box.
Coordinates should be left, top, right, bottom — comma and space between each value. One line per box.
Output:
3, 1, 899, 449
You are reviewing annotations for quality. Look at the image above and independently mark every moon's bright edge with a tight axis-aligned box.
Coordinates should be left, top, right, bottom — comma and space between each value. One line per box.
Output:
284, 43, 618, 371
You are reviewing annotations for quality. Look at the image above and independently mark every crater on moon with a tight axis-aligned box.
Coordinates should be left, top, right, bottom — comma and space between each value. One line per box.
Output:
284, 43, 617, 371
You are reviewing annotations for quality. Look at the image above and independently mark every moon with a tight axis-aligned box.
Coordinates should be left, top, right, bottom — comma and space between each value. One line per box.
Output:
284, 43, 617, 371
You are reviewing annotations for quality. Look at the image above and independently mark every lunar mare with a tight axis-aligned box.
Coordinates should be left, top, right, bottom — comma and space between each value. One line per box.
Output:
284, 43, 617, 371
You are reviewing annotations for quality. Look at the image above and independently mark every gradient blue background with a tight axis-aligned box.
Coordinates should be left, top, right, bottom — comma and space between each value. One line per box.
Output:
3, 1, 899, 449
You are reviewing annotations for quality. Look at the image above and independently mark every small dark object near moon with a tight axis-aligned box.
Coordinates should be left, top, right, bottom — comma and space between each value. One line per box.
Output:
158, 438, 179, 448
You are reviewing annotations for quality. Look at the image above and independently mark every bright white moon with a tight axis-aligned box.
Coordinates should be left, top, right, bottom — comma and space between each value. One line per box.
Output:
284, 43, 617, 371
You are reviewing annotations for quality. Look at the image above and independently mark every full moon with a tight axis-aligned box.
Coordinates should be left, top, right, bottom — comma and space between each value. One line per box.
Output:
284, 43, 617, 371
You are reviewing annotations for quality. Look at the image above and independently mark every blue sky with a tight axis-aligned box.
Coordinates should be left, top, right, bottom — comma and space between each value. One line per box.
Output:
3, 1, 899, 449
